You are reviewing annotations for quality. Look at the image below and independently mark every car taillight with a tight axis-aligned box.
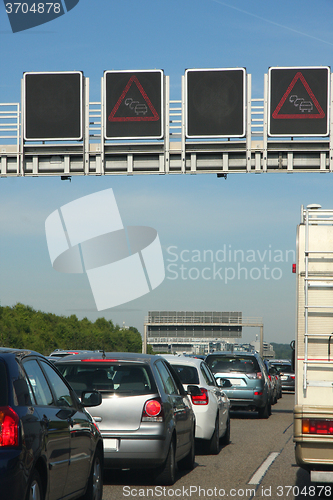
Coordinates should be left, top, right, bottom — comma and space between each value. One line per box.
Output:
142, 398, 164, 422
302, 419, 333, 435
0, 407, 19, 447
191, 388, 209, 405
268, 375, 272, 381
254, 391, 263, 396
248, 372, 263, 380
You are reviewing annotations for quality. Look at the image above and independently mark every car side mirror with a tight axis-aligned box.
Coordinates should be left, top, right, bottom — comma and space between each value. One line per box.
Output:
187, 384, 202, 396
81, 390, 102, 407
216, 378, 232, 388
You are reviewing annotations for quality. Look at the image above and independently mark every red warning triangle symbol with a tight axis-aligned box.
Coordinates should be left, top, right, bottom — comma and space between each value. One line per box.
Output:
108, 76, 159, 122
272, 72, 325, 120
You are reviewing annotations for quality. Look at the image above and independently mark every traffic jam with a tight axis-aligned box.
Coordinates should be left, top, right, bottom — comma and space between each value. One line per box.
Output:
0, 347, 294, 500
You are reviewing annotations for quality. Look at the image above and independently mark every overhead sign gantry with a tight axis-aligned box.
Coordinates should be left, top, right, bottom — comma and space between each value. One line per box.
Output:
1, 65, 333, 177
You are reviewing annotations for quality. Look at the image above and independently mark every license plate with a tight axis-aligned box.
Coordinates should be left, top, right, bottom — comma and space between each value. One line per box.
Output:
230, 379, 242, 386
281, 375, 288, 381
104, 438, 119, 451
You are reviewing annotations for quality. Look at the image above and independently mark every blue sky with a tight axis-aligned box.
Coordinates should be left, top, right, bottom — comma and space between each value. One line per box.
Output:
1, 0, 333, 346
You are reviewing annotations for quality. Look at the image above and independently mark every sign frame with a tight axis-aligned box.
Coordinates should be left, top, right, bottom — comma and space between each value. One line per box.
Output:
185, 67, 246, 139
268, 66, 330, 138
103, 69, 164, 140
23, 70, 84, 142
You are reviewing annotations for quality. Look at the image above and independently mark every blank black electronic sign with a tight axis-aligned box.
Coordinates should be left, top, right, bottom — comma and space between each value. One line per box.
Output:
104, 70, 163, 140
185, 68, 246, 138
269, 66, 330, 137
24, 71, 83, 141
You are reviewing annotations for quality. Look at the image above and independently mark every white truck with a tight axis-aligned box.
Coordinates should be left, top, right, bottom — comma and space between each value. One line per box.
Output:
294, 204, 333, 483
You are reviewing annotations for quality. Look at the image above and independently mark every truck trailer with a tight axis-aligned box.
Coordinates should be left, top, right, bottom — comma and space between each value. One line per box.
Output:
294, 204, 333, 483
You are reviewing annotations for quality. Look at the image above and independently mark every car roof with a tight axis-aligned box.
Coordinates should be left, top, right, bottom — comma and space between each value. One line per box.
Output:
161, 354, 202, 367
49, 349, 99, 356
54, 351, 163, 364
0, 346, 43, 357
206, 351, 258, 357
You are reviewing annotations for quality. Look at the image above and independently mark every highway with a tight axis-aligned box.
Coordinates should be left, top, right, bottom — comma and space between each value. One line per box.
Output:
102, 393, 329, 500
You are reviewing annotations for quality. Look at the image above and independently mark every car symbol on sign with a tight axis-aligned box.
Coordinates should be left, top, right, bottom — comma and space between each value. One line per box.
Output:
299, 101, 313, 113
289, 95, 313, 113
134, 104, 148, 115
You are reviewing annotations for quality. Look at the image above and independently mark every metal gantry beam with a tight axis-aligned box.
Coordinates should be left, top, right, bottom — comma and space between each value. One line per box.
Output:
1, 74, 333, 177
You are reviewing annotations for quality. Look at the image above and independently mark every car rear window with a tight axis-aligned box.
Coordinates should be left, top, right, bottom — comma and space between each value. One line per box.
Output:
206, 355, 260, 374
57, 362, 156, 396
170, 364, 199, 385
272, 363, 293, 373
0, 361, 8, 406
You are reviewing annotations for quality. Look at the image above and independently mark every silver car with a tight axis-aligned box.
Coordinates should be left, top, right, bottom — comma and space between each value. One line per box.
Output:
56, 352, 196, 485
162, 355, 231, 454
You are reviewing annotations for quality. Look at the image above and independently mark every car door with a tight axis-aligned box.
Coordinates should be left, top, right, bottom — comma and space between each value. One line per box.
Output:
39, 359, 93, 498
23, 358, 70, 500
155, 360, 192, 459
201, 362, 226, 434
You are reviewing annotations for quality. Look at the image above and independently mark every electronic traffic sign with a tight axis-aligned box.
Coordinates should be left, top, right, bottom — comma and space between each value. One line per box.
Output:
23, 71, 83, 141
104, 70, 164, 140
268, 66, 330, 137
185, 68, 246, 138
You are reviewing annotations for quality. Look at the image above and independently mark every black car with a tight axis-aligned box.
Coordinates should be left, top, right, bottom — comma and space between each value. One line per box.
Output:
0, 347, 104, 500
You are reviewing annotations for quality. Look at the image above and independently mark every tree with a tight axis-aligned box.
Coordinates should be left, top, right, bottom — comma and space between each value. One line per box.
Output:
0, 303, 144, 355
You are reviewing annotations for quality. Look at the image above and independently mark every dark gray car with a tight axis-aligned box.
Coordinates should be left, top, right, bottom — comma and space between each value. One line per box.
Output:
56, 352, 196, 485
269, 360, 295, 392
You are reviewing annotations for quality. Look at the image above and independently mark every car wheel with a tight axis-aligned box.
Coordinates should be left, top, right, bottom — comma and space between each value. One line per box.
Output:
178, 427, 195, 470
220, 417, 230, 446
82, 448, 103, 500
154, 439, 176, 486
258, 402, 270, 419
26, 470, 44, 500
207, 416, 220, 455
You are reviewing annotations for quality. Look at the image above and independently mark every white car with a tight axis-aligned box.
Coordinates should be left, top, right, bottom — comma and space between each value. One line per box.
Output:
162, 355, 230, 454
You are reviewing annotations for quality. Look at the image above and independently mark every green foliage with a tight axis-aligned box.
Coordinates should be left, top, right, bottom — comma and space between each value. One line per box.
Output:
0, 303, 143, 355
271, 342, 293, 360
146, 344, 154, 354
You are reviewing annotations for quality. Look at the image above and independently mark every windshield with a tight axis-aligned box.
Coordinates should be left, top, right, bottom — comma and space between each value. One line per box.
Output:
57, 362, 156, 397
206, 355, 260, 374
